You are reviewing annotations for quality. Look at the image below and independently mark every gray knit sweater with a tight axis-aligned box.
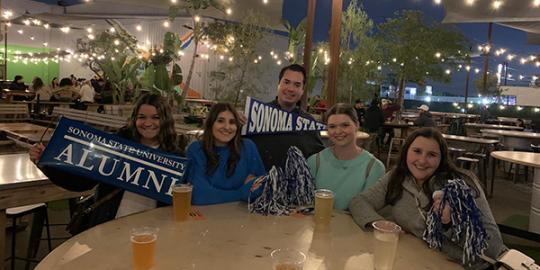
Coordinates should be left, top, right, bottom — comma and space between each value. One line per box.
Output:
349, 171, 507, 269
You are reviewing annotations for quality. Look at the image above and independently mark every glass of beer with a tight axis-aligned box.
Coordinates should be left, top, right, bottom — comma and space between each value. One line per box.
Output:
314, 189, 334, 225
172, 183, 192, 221
270, 248, 306, 270
372, 220, 401, 270
131, 226, 158, 270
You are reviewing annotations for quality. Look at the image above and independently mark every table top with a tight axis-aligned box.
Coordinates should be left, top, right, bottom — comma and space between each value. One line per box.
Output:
36, 203, 461, 270
465, 123, 524, 131
442, 134, 499, 145
491, 151, 540, 168
480, 129, 540, 139
383, 121, 414, 128
0, 122, 53, 143
0, 153, 48, 190
320, 130, 370, 140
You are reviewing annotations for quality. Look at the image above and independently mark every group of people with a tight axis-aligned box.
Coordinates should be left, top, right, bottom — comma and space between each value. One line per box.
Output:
28, 64, 506, 269
8, 74, 96, 104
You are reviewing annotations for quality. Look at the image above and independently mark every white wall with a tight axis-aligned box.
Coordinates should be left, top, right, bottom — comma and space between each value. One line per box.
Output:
2, 1, 289, 102
504, 86, 540, 106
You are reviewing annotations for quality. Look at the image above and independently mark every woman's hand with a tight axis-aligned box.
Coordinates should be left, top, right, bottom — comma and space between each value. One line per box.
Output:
29, 143, 45, 164
433, 199, 451, 224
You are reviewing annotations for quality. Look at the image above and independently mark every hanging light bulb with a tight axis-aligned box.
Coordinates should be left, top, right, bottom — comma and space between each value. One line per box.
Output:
136, 25, 142, 31
226, 8, 232, 15
492, 0, 503, 9
60, 27, 70, 33
433, 0, 442, 4
163, 21, 170, 28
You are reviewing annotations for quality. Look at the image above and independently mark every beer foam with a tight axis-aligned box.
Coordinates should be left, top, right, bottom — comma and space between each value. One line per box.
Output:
315, 190, 335, 199
131, 234, 157, 244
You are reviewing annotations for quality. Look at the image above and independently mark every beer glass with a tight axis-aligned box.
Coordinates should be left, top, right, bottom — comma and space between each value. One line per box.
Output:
172, 183, 192, 221
131, 226, 158, 270
372, 220, 401, 270
270, 248, 306, 270
314, 189, 334, 225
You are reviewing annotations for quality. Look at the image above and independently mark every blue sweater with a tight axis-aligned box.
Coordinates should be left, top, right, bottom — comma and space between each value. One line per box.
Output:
186, 139, 266, 205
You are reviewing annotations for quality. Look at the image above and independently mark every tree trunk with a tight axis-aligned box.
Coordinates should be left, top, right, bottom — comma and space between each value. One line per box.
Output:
234, 68, 247, 107
396, 76, 405, 120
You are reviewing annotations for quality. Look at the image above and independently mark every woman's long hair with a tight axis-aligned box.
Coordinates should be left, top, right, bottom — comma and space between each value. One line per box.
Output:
32, 77, 44, 91
124, 93, 181, 154
385, 127, 480, 205
201, 103, 242, 177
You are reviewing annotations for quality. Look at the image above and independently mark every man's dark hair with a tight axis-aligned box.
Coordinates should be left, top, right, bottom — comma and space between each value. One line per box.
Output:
278, 64, 306, 85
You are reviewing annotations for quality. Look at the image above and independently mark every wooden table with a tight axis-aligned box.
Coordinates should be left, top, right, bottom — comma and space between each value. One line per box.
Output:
442, 134, 500, 196
465, 123, 523, 135
0, 122, 53, 146
36, 203, 461, 270
0, 153, 91, 270
383, 121, 414, 139
480, 129, 540, 150
491, 151, 540, 238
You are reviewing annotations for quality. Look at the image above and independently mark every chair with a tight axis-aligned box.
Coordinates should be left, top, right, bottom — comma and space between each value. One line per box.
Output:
386, 138, 405, 168
6, 203, 52, 270
448, 147, 467, 163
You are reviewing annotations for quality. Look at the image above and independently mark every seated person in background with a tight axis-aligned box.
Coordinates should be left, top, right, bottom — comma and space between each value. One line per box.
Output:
186, 103, 266, 205
363, 99, 385, 153
381, 99, 400, 144
414, 104, 435, 127
353, 99, 365, 127
349, 128, 506, 269
307, 103, 385, 210
50, 77, 59, 90
79, 79, 96, 103
29, 94, 184, 229
51, 78, 81, 102
31, 77, 52, 101
8, 75, 27, 90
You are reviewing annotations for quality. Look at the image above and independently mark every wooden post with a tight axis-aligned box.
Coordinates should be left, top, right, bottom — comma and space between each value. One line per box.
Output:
326, 0, 343, 108
301, 0, 316, 111
482, 23, 493, 93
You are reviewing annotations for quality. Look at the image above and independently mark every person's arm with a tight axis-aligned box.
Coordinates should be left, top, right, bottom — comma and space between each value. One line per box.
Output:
242, 139, 268, 200
349, 172, 392, 229
187, 143, 252, 205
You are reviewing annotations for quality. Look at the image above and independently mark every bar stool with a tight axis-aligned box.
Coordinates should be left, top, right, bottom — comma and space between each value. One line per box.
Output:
448, 147, 467, 163
6, 203, 52, 270
456, 156, 484, 188
386, 138, 405, 168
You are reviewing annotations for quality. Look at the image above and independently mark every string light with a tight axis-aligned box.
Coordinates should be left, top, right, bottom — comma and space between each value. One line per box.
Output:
465, 0, 475, 5
226, 8, 232, 15
194, 16, 201, 22
136, 25, 142, 31
433, 0, 441, 4
60, 27, 70, 33
492, 0, 503, 9
163, 21, 170, 28
109, 27, 115, 33
534, 0, 540, 7
263, 0, 268, 4
86, 27, 93, 33
43, 24, 49, 29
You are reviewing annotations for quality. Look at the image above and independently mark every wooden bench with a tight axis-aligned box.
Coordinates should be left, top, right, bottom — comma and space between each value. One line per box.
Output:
52, 107, 127, 132
0, 104, 30, 122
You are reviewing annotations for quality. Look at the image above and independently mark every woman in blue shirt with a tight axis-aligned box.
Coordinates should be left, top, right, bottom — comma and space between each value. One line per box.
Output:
187, 103, 266, 205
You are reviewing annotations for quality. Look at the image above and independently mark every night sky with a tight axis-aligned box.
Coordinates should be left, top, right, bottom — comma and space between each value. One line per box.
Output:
282, 0, 540, 96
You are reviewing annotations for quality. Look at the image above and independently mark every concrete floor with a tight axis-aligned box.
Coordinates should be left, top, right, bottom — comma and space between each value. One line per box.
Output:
3, 161, 540, 269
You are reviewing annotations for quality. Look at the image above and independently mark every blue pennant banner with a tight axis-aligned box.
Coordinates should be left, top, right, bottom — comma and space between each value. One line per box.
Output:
241, 96, 326, 136
39, 117, 188, 204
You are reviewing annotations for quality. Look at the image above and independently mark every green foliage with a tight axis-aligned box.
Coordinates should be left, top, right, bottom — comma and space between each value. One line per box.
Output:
140, 32, 183, 100
204, 11, 269, 106
376, 10, 469, 105
474, 74, 507, 97
337, 0, 382, 103
76, 21, 142, 104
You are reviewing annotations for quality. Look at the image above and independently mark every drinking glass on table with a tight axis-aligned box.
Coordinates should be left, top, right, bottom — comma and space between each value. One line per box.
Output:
372, 220, 401, 270
172, 183, 192, 221
314, 189, 334, 225
271, 248, 306, 270
131, 226, 158, 270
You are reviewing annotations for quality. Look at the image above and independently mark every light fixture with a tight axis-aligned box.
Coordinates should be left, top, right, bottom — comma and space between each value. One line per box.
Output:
136, 25, 142, 31
492, 0, 503, 9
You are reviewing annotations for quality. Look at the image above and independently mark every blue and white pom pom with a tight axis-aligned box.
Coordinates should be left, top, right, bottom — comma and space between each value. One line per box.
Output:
422, 178, 489, 266
285, 146, 315, 207
248, 146, 315, 215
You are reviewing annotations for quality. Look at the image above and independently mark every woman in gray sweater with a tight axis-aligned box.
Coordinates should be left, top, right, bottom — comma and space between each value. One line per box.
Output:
349, 128, 506, 269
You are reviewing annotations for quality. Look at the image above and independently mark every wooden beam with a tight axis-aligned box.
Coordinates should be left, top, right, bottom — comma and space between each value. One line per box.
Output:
326, 0, 343, 108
